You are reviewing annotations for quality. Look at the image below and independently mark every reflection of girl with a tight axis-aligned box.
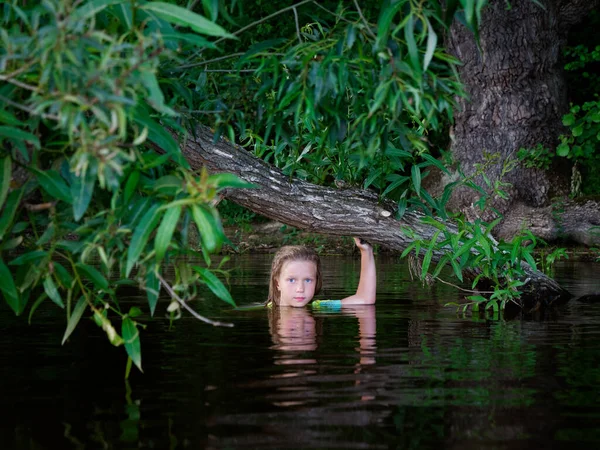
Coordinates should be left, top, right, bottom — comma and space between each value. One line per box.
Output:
267, 237, 376, 308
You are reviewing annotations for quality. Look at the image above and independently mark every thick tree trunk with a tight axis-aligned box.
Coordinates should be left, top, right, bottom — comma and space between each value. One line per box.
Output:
182, 126, 571, 310
444, 0, 599, 225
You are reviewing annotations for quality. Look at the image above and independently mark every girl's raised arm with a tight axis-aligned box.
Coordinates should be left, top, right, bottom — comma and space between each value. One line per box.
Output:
341, 238, 376, 305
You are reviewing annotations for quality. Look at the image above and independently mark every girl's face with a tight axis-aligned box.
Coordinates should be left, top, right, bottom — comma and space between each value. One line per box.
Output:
276, 260, 317, 307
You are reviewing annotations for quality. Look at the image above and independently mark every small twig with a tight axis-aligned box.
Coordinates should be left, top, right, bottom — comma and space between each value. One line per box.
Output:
434, 276, 495, 295
25, 202, 56, 211
0, 94, 60, 121
156, 272, 234, 328
201, 69, 256, 73
0, 76, 39, 92
352, 0, 377, 40
311, 2, 354, 24
185, 0, 313, 62
217, 0, 312, 43
178, 109, 223, 114
176, 52, 246, 70
293, 7, 302, 44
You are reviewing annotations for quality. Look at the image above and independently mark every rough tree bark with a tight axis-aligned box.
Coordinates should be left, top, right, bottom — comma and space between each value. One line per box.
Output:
182, 126, 572, 310
438, 0, 600, 245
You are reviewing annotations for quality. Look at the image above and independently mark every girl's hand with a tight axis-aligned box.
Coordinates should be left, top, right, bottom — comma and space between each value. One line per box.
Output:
353, 237, 372, 252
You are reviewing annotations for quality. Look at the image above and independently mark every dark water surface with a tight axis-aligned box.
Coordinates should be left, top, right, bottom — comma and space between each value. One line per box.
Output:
1, 255, 600, 449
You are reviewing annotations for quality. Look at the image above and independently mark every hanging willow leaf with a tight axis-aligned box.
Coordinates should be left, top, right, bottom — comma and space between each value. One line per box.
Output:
0, 156, 11, 209
208, 173, 256, 191
43, 275, 64, 308
191, 205, 219, 253
122, 317, 142, 372
126, 204, 162, 277
0, 188, 23, 240
411, 165, 422, 198
71, 167, 96, 221
155, 205, 181, 263
71, 0, 126, 21
146, 270, 160, 317
35, 169, 72, 204
62, 296, 87, 345
192, 266, 235, 306
142, 2, 233, 37
0, 258, 20, 315
0, 126, 40, 149
76, 263, 109, 291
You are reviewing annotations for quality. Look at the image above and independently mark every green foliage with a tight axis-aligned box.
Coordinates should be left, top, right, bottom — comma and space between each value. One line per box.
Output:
0, 0, 250, 376
537, 247, 569, 277
186, 1, 491, 207
0, 0, 565, 368
517, 144, 554, 170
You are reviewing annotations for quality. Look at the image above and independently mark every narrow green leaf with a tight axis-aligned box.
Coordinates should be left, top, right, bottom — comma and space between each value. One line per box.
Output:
523, 251, 537, 271
1, 236, 23, 251
423, 18, 438, 71
485, 217, 503, 235
153, 174, 182, 195
401, 242, 416, 259
62, 296, 87, 345
476, 234, 491, 258
404, 15, 421, 75
191, 205, 219, 253
71, 0, 126, 21
420, 216, 446, 231
411, 164, 422, 197
9, 250, 47, 266
126, 204, 162, 277
155, 205, 181, 263
450, 259, 463, 282
71, 168, 96, 221
35, 169, 72, 204
420, 153, 449, 174
53, 261, 74, 288
0, 126, 40, 149
134, 108, 180, 156
128, 306, 143, 318
421, 230, 440, 279
0, 110, 23, 126
192, 266, 235, 306
76, 263, 109, 291
146, 270, 159, 317
122, 317, 142, 372
139, 71, 177, 116
28, 293, 48, 324
124, 171, 140, 205
421, 248, 433, 280
432, 255, 449, 279
455, 237, 477, 259
43, 275, 64, 308
0, 156, 11, 208
0, 188, 23, 240
208, 173, 256, 190
202, 0, 218, 21
0, 258, 20, 315
376, 0, 403, 49
162, 32, 216, 48
142, 2, 233, 37
510, 238, 521, 263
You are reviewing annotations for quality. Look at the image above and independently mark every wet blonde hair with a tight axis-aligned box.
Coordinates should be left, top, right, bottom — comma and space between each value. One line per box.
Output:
267, 246, 322, 305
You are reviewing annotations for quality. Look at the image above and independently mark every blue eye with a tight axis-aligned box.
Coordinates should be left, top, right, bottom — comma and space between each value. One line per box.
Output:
288, 278, 296, 283
305, 279, 313, 283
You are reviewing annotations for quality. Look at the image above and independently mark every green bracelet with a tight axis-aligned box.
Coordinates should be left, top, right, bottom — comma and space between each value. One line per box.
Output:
311, 299, 342, 311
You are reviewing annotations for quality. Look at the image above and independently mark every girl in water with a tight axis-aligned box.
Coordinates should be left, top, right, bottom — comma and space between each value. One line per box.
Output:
267, 237, 376, 308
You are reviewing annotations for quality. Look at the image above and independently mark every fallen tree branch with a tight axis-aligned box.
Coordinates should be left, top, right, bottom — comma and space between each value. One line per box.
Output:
181, 125, 572, 309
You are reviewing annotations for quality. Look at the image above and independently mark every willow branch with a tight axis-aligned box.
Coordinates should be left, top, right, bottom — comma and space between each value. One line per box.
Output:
352, 0, 377, 39
156, 272, 234, 328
